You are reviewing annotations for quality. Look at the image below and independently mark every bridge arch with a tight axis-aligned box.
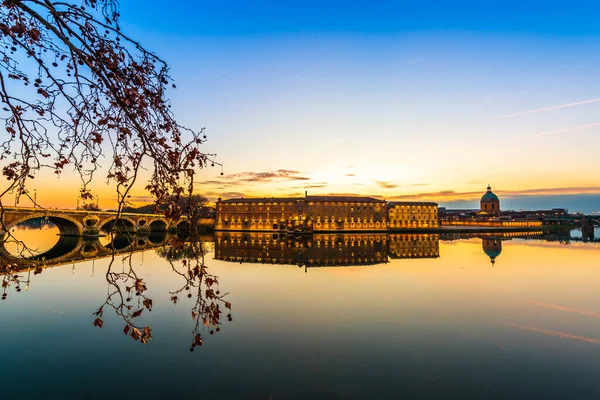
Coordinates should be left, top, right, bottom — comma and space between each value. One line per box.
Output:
99, 216, 137, 233
148, 219, 168, 232
3, 213, 83, 237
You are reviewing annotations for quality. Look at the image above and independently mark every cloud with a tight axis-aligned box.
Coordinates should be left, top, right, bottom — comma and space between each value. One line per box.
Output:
494, 98, 600, 119
198, 169, 311, 187
375, 180, 398, 189
520, 122, 600, 139
387, 186, 600, 202
199, 180, 229, 185
225, 169, 310, 182
483, 93, 496, 103
204, 191, 247, 200
345, 173, 356, 177
294, 184, 328, 189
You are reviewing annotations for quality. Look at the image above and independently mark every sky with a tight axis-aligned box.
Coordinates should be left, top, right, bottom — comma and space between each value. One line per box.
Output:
14, 1, 600, 212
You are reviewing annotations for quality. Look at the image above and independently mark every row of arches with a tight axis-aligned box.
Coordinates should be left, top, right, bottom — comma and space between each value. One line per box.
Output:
2, 213, 177, 237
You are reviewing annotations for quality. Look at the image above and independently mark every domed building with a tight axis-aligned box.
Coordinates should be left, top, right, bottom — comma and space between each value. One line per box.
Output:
480, 185, 500, 215
482, 238, 502, 265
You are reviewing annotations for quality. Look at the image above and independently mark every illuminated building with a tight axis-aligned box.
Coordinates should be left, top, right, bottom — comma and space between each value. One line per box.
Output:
306, 196, 387, 232
480, 185, 500, 215
215, 197, 299, 232
215, 196, 388, 232
387, 202, 439, 229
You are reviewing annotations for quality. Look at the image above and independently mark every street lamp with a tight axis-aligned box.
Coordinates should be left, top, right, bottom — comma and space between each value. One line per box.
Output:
33, 188, 37, 208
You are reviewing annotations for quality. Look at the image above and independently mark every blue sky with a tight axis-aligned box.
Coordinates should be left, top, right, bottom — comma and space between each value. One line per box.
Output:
47, 1, 600, 212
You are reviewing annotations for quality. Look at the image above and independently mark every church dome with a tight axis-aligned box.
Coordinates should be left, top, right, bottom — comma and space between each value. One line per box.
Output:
481, 185, 499, 202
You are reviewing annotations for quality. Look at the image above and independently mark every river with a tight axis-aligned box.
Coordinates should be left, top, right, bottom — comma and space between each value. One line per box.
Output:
1, 225, 600, 399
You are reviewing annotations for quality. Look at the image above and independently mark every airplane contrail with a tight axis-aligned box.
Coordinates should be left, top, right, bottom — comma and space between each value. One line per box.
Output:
527, 300, 600, 319
519, 122, 600, 139
494, 98, 600, 119
509, 324, 600, 344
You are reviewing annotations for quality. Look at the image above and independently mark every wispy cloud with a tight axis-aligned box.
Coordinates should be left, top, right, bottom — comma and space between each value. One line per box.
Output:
345, 173, 356, 177
528, 301, 600, 319
509, 324, 600, 344
205, 191, 247, 199
375, 180, 398, 189
494, 98, 600, 120
520, 122, 600, 139
483, 93, 496, 103
388, 186, 600, 202
291, 183, 328, 189
199, 169, 310, 187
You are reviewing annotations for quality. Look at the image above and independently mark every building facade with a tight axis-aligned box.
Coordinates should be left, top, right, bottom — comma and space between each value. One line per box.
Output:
387, 202, 439, 229
215, 196, 389, 232
215, 197, 300, 232
306, 196, 387, 232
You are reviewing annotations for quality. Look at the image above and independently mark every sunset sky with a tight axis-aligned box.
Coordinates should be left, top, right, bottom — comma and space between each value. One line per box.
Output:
17, 1, 600, 212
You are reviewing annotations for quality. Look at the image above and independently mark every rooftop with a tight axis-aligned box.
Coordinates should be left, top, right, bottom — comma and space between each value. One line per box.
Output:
220, 197, 299, 203
306, 196, 385, 203
388, 201, 438, 206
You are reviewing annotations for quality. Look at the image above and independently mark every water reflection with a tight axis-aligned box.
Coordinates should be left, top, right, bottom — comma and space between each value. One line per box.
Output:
2, 226, 600, 397
1, 226, 230, 349
1, 227, 597, 345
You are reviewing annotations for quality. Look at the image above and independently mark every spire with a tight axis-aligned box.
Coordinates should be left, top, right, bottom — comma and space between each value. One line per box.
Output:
487, 184, 492, 192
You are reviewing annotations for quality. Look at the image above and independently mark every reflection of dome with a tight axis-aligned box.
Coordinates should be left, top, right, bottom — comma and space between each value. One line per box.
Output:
482, 238, 502, 265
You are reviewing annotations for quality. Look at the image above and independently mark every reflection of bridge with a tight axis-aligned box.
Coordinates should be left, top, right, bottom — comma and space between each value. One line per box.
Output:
0, 232, 169, 271
0, 206, 217, 238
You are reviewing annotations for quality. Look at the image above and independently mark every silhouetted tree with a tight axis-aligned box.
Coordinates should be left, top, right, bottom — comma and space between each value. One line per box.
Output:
80, 202, 100, 211
0, 0, 221, 217
0, 0, 229, 346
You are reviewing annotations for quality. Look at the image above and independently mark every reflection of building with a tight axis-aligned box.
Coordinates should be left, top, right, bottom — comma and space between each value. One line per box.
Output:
388, 234, 440, 259
309, 234, 388, 266
387, 202, 438, 229
480, 185, 500, 215
214, 232, 390, 266
215, 196, 388, 232
482, 238, 502, 265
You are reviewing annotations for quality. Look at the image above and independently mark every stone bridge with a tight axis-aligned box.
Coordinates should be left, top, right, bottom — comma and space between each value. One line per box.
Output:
0, 207, 216, 238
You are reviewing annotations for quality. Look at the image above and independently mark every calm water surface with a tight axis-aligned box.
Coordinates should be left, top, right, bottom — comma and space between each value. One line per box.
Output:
1, 227, 600, 399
